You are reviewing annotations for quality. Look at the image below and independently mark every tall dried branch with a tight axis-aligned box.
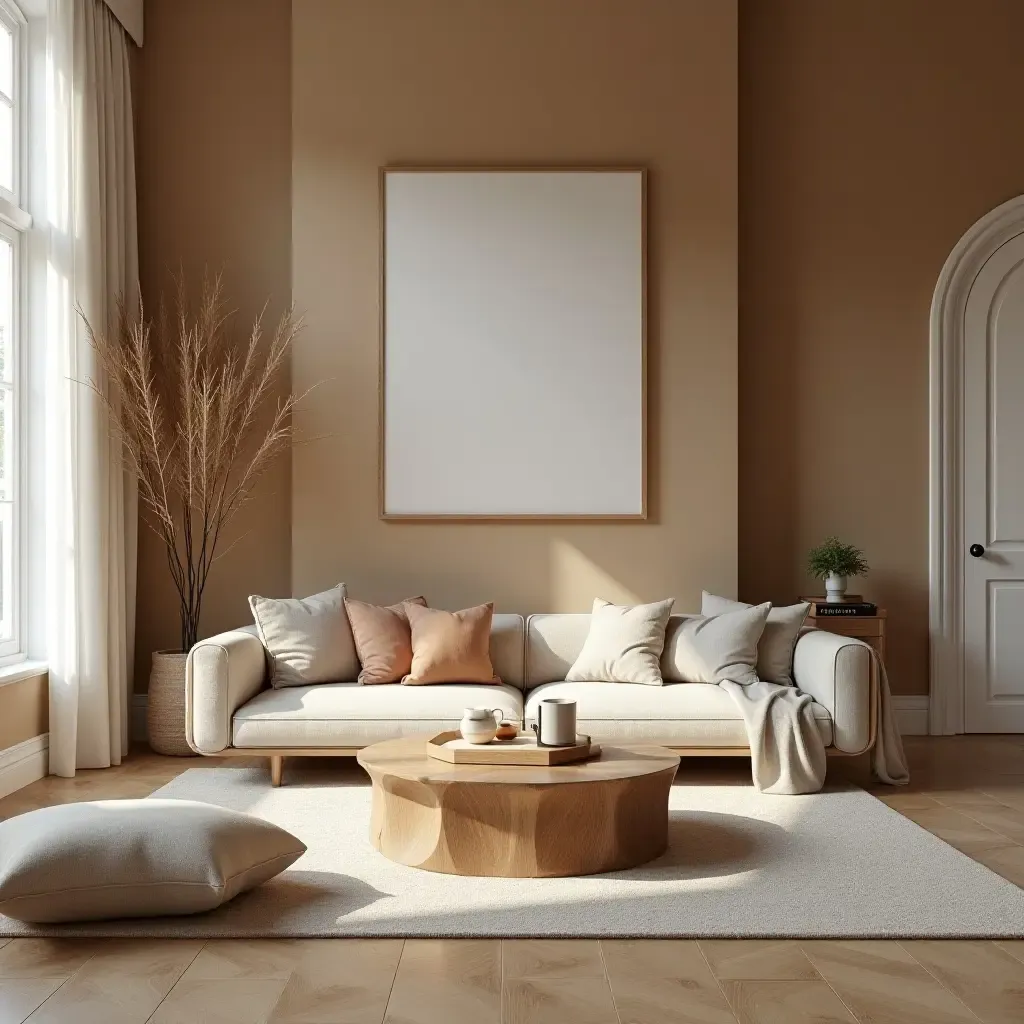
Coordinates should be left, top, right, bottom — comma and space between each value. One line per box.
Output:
81, 275, 304, 651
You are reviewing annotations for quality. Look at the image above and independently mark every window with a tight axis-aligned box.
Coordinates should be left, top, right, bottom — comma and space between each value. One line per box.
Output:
0, 0, 28, 660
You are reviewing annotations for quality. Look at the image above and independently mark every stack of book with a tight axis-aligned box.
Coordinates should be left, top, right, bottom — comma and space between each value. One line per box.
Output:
805, 600, 877, 617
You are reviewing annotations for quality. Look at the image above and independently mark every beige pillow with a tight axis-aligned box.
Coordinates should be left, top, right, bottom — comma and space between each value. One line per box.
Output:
346, 596, 427, 684
701, 592, 809, 686
566, 598, 675, 685
663, 602, 771, 685
249, 584, 359, 687
0, 799, 305, 924
402, 602, 499, 685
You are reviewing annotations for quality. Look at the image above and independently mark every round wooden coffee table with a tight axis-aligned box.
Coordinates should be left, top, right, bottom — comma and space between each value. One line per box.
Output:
357, 737, 679, 877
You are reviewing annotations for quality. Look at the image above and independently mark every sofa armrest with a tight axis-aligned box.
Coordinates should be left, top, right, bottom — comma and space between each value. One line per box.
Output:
792, 629, 874, 754
185, 625, 268, 754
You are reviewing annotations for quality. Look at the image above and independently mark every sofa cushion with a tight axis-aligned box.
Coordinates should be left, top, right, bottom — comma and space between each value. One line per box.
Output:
345, 595, 426, 685
523, 681, 832, 747
489, 613, 526, 691
662, 603, 771, 685
403, 602, 498, 685
232, 682, 524, 748
249, 584, 360, 687
526, 613, 594, 687
566, 598, 674, 685
702, 592, 809, 686
527, 613, 757, 687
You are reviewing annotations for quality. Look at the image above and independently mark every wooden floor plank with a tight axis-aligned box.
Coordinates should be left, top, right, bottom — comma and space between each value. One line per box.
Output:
179, 935, 404, 1023
0, 980, 64, 1024
0, 940, 96, 980
699, 941, 819, 981
268, 939, 404, 1024
503, 976, 619, 1024
970, 844, 1024, 886
22, 939, 202, 1024
383, 939, 500, 1024
957, 802, 1024, 842
602, 940, 737, 1024
720, 980, 857, 1024
996, 939, 1024, 965
801, 940, 978, 1024
147, 978, 289, 1024
897, 806, 1020, 856
901, 940, 1024, 1024
502, 940, 605, 981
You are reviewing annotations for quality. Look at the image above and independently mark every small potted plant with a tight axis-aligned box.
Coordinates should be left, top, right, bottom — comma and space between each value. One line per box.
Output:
807, 536, 869, 602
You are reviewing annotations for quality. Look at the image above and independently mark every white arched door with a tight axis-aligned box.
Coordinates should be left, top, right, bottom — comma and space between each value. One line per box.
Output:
963, 230, 1024, 731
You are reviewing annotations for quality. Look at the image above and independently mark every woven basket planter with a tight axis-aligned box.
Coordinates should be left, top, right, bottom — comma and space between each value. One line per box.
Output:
147, 650, 194, 756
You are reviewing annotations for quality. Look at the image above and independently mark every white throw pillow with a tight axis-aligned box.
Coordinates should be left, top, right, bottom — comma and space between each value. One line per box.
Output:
249, 584, 360, 687
662, 602, 771, 685
0, 799, 305, 924
566, 598, 675, 685
701, 592, 809, 686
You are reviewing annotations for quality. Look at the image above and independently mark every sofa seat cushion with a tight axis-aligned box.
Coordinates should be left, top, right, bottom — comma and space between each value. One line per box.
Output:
524, 681, 833, 748
232, 682, 524, 748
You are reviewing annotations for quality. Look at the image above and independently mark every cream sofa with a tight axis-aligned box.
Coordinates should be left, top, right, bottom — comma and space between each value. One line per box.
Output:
185, 612, 876, 785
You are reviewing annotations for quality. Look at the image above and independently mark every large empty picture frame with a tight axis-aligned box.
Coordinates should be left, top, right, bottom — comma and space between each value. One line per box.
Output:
380, 167, 646, 519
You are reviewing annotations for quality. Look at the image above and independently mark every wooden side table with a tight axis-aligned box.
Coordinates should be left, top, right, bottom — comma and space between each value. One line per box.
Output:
802, 600, 887, 663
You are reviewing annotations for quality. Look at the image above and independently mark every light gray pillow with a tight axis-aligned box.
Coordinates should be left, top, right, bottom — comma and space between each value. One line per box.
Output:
0, 799, 305, 924
249, 583, 360, 687
566, 598, 675, 685
662, 602, 771, 685
702, 591, 809, 686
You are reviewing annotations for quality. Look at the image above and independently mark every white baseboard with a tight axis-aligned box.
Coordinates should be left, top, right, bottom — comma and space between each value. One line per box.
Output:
132, 693, 148, 744
893, 695, 930, 736
0, 733, 49, 798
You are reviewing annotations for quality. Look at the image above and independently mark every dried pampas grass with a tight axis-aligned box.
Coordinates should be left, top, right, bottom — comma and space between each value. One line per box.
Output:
83, 274, 304, 651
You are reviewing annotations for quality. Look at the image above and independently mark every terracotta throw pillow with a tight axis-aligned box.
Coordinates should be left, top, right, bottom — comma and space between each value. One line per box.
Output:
402, 602, 499, 685
345, 596, 427, 685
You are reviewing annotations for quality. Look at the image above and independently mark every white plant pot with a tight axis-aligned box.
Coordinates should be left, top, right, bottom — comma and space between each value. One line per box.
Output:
825, 573, 848, 603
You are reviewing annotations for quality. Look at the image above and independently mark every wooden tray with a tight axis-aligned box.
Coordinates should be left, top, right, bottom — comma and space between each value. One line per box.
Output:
426, 731, 601, 766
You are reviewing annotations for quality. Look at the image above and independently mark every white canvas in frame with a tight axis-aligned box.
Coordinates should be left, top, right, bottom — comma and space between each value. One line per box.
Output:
380, 168, 646, 519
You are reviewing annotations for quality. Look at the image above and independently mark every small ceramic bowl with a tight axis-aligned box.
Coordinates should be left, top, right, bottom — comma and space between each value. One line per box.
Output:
495, 721, 520, 741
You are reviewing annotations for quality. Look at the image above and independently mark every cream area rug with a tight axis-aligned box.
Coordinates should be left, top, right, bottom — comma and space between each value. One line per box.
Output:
3, 765, 1023, 939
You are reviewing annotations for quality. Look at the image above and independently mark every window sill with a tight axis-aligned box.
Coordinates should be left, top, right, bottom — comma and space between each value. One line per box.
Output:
0, 660, 47, 688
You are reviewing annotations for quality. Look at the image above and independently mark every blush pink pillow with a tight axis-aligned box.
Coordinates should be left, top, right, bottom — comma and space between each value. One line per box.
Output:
345, 596, 426, 685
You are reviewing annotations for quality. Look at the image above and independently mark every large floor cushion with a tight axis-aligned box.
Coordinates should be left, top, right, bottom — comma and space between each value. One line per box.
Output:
232, 682, 524, 748
524, 681, 833, 747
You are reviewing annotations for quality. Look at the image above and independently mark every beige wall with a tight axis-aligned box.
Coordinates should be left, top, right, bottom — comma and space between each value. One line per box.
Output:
739, 0, 1024, 695
0, 674, 47, 751
291, 0, 739, 614
133, 0, 292, 688
132, 0, 1024, 702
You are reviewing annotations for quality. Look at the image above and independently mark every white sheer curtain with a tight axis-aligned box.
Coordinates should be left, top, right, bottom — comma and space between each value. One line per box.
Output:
44, 0, 138, 776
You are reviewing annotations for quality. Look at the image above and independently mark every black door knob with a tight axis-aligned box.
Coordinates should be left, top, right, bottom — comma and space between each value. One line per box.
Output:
970, 543, 985, 557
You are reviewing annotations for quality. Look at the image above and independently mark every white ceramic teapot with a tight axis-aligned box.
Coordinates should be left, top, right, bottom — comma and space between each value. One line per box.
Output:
459, 707, 503, 745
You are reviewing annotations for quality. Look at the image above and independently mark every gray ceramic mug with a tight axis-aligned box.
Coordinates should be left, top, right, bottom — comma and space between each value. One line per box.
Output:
532, 698, 577, 747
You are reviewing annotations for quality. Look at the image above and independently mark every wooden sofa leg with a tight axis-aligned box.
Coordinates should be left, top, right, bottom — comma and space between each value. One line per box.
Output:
270, 756, 284, 787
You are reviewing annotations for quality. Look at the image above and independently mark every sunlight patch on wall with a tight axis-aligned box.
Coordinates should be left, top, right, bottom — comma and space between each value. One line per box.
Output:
550, 539, 641, 612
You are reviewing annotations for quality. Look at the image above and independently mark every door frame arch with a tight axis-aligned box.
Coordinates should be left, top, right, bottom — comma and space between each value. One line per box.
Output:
930, 195, 1024, 734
